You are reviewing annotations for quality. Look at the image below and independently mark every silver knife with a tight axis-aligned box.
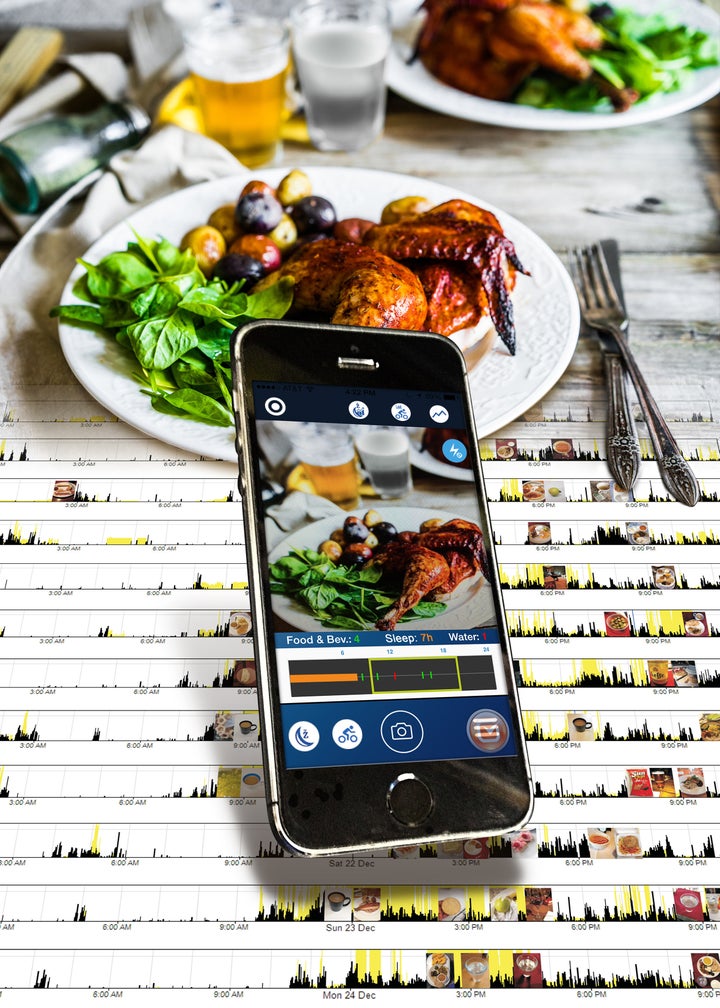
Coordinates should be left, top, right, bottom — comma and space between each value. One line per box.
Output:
593, 239, 641, 492
601, 239, 700, 507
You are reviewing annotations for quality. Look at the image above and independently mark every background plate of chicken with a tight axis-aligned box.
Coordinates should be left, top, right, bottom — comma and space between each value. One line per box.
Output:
267, 507, 496, 632
57, 166, 578, 460
387, 0, 720, 129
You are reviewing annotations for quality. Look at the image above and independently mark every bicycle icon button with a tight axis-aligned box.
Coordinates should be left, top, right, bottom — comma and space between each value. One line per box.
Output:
332, 719, 363, 750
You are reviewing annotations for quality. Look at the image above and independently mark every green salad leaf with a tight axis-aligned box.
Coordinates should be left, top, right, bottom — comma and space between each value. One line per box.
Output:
269, 547, 448, 630
515, 4, 719, 113
51, 232, 294, 426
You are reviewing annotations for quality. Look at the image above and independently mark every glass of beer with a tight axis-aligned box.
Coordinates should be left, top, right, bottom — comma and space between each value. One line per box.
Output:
286, 423, 360, 509
183, 10, 289, 167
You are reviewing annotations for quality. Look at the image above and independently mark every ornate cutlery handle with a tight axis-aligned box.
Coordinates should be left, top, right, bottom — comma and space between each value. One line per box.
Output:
603, 352, 640, 492
606, 323, 699, 507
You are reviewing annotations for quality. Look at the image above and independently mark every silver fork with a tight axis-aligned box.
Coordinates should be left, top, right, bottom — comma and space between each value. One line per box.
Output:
569, 242, 699, 507
567, 243, 640, 493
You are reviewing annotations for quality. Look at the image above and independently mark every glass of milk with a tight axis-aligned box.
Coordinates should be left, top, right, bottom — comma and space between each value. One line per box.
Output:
290, 0, 391, 152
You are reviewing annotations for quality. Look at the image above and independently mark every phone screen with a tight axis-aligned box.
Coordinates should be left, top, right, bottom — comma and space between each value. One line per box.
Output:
252, 379, 519, 773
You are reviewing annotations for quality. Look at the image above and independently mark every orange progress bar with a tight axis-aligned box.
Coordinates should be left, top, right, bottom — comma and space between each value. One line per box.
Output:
289, 672, 359, 683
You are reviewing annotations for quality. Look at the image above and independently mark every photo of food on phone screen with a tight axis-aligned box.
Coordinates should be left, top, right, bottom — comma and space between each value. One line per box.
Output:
258, 417, 494, 635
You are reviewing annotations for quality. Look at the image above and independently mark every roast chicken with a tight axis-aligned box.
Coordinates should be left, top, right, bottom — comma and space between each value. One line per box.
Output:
257, 198, 526, 353
253, 238, 428, 330
375, 518, 488, 630
414, 0, 639, 111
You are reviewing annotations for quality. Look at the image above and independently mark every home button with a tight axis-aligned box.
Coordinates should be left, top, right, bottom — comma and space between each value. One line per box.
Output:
387, 773, 434, 826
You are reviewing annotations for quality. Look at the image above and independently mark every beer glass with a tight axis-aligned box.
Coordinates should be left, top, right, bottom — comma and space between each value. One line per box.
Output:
183, 11, 289, 167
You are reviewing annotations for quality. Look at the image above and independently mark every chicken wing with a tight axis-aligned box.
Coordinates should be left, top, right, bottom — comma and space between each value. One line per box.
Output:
364, 201, 526, 353
413, 261, 487, 337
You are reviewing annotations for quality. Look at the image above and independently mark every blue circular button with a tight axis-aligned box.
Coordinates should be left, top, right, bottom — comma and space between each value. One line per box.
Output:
442, 438, 467, 464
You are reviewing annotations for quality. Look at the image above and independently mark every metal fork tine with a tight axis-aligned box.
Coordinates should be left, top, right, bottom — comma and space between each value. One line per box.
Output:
577, 247, 596, 310
568, 247, 589, 311
591, 242, 624, 316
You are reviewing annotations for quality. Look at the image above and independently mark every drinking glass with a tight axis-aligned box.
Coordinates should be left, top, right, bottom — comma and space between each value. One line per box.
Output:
290, 0, 391, 152
355, 428, 412, 499
183, 10, 289, 166
285, 423, 360, 508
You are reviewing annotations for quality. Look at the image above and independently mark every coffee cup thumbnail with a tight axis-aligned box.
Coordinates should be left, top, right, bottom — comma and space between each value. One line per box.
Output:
572, 717, 592, 732
327, 891, 351, 911
238, 720, 257, 734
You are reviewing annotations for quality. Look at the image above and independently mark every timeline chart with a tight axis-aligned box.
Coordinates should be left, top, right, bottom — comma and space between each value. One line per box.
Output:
0, 606, 252, 639
473, 433, 720, 462
0, 562, 248, 591
492, 517, 720, 546
504, 607, 718, 639
0, 657, 258, 691
498, 561, 720, 591
0, 946, 714, 993
1, 819, 719, 865
514, 657, 719, 689
287, 653, 496, 697
0, 764, 266, 801
0, 517, 246, 546
485, 476, 720, 505
1, 388, 720, 1001
1, 881, 719, 926
0, 708, 263, 742
0, 477, 239, 503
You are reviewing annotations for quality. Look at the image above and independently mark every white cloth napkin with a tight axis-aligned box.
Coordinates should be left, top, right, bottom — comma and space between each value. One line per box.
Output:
0, 123, 242, 392
265, 492, 344, 550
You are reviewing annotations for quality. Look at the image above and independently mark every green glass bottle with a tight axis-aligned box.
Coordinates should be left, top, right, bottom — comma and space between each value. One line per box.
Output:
0, 100, 151, 214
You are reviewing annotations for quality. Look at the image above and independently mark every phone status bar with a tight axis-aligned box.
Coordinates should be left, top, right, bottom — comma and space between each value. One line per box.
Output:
253, 382, 465, 428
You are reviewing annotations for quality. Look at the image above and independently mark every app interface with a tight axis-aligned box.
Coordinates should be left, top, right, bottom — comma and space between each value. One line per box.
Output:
253, 381, 518, 770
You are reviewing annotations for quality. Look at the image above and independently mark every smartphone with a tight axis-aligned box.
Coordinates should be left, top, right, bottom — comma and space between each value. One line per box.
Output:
231, 320, 532, 856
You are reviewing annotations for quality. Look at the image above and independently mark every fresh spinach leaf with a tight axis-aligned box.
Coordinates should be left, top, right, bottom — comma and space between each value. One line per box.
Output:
81, 252, 156, 299
146, 387, 234, 426
127, 310, 198, 370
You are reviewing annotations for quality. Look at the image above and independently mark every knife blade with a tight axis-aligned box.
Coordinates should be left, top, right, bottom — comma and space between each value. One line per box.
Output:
599, 239, 700, 507
592, 239, 641, 492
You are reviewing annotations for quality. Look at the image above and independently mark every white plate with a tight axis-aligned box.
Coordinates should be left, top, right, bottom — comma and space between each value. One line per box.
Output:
57, 166, 578, 461
388, 0, 720, 130
426, 953, 452, 988
678, 774, 706, 796
267, 505, 494, 632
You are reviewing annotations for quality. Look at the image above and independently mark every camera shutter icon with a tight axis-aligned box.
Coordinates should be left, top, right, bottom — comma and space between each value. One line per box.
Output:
381, 711, 423, 753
